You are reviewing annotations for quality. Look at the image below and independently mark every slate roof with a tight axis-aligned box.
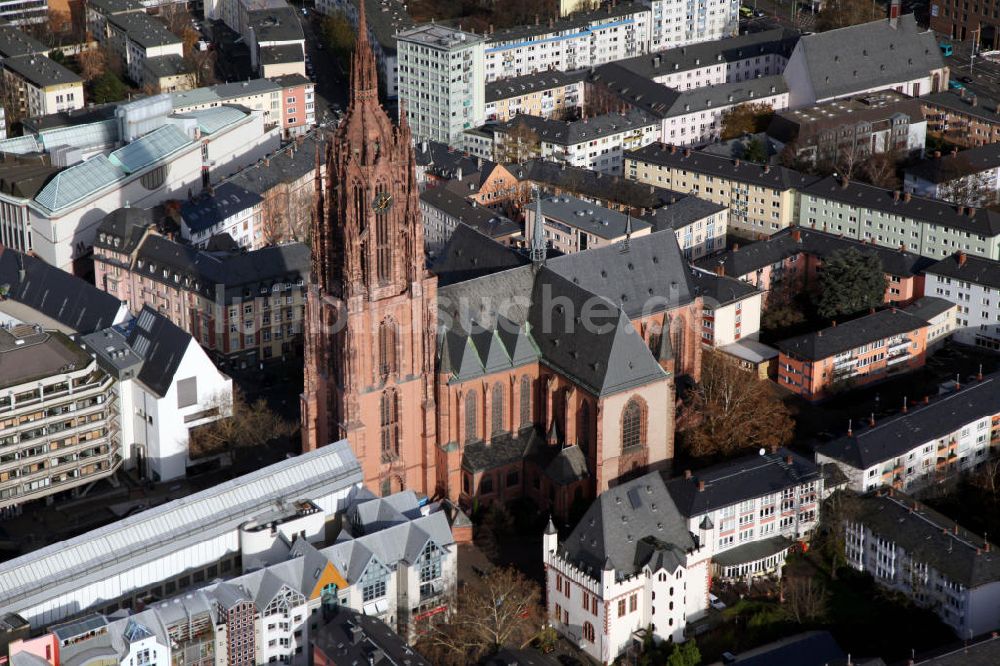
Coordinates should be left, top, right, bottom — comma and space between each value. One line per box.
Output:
627, 143, 817, 191
802, 176, 1000, 236
916, 635, 1000, 665
121, 307, 194, 398
792, 15, 944, 101
0, 249, 123, 333
592, 64, 787, 119
667, 448, 821, 517
516, 159, 686, 209
431, 224, 530, 287
86, 0, 143, 15
776, 308, 927, 361
419, 185, 520, 241
920, 90, 1000, 125
926, 252, 1000, 289
695, 226, 935, 278
225, 132, 325, 196
854, 491, 1000, 588
689, 268, 760, 308
537, 194, 652, 240
413, 139, 481, 177
818, 375, 1000, 469
181, 182, 263, 233
0, 24, 48, 58
0, 152, 60, 199
906, 143, 1000, 184
485, 70, 583, 104
559, 472, 695, 580
499, 108, 657, 146
143, 54, 191, 78
463, 426, 540, 473
546, 227, 695, 317
615, 27, 799, 80
108, 12, 182, 49
313, 608, 430, 666
94, 207, 160, 253
642, 196, 725, 232
3, 54, 81, 88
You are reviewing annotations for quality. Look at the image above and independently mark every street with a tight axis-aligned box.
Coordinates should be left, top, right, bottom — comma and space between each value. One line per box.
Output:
943, 38, 1000, 103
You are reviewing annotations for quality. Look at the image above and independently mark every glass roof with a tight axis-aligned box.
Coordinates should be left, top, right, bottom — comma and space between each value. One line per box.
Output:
34, 155, 126, 212
109, 124, 192, 174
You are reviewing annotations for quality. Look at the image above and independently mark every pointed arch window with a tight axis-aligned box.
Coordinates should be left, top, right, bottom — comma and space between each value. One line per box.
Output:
578, 400, 590, 454
353, 181, 366, 233
519, 376, 532, 426
380, 389, 399, 458
465, 391, 478, 444
375, 182, 392, 284
377, 320, 397, 380
491, 383, 504, 437
622, 399, 645, 453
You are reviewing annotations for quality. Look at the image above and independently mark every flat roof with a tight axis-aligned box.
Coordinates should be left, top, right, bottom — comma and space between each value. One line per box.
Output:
397, 23, 483, 48
3, 54, 81, 89
108, 12, 182, 49
0, 327, 93, 391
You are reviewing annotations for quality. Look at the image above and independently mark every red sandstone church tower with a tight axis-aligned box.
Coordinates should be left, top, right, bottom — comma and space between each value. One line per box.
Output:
301, 4, 438, 496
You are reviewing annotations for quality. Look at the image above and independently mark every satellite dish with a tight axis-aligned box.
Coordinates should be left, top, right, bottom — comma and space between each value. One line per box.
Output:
759, 448, 766, 456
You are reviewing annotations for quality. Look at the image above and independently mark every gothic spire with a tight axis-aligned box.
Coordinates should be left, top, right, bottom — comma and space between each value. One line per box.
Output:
530, 187, 547, 266
350, 0, 378, 103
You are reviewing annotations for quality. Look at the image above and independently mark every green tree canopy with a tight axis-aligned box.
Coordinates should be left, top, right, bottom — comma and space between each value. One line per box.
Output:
816, 248, 887, 319
744, 137, 768, 164
322, 12, 356, 62
666, 639, 701, 666
90, 71, 128, 104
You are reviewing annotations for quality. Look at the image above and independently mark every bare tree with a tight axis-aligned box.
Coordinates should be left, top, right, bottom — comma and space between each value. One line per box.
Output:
583, 81, 627, 118
0, 73, 23, 133
188, 388, 296, 464
678, 349, 795, 459
417, 567, 542, 662
970, 456, 1000, 502
498, 120, 541, 164
783, 575, 828, 623
817, 0, 879, 31
720, 102, 774, 140
860, 151, 901, 189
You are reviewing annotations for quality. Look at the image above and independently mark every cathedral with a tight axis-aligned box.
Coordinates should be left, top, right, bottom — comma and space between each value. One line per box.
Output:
301, 5, 703, 517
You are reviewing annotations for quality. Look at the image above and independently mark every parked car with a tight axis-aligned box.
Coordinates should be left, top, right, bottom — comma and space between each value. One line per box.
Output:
709, 593, 727, 610
959, 75, 973, 83
949, 79, 966, 90
940, 41, 954, 56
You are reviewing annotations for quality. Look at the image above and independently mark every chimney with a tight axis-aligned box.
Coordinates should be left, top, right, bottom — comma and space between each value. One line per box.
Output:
903, 192, 912, 203
869, 413, 875, 427
791, 228, 802, 242
902, 396, 908, 413
697, 480, 705, 492
847, 418, 853, 437
978, 364, 984, 381
893, 190, 901, 202
972, 96, 979, 107
832, 320, 837, 327
924, 395, 930, 405
683, 148, 692, 158
958, 205, 966, 216
955, 524, 960, 535
958, 250, 968, 267
934, 150, 941, 158
889, 0, 900, 26
785, 455, 793, 465
733, 243, 740, 252
764, 164, 771, 173
734, 158, 741, 167
670, 144, 677, 154
969, 206, 977, 217
714, 264, 724, 276
684, 469, 692, 479
840, 176, 850, 189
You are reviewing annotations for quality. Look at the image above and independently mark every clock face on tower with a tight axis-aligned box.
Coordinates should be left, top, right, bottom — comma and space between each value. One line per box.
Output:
372, 191, 393, 213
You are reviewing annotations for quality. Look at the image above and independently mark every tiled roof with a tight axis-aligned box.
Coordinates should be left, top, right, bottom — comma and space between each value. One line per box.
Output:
499, 107, 657, 146
537, 194, 652, 240
689, 268, 760, 308
181, 182, 263, 233
926, 252, 1000, 289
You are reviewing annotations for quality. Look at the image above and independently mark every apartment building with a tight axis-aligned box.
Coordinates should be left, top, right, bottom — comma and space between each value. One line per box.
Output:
845, 491, 1000, 637
667, 448, 822, 581
397, 24, 484, 149
86, 0, 144, 48
542, 472, 711, 664
768, 92, 927, 168
247, 6, 306, 78
313, 609, 430, 666
782, 13, 948, 108
317, 0, 413, 99
0, 22, 49, 59
524, 194, 652, 255
920, 91, 1000, 148
647, 0, 739, 50
1, 55, 83, 118
594, 65, 789, 148
0, 325, 120, 512
689, 268, 762, 346
143, 55, 196, 94
626, 144, 816, 238
798, 177, 1000, 261
617, 27, 798, 91
697, 227, 935, 307
223, 132, 325, 243
418, 185, 519, 255
776, 308, 930, 401
93, 212, 310, 366
640, 195, 728, 261
80, 306, 233, 481
0, 441, 363, 627
904, 144, 1000, 206
180, 182, 264, 249
930, 0, 1000, 46
484, 2, 651, 83
106, 12, 184, 87
817, 371, 1000, 493
0, 0, 46, 24
484, 70, 585, 123
495, 108, 659, 175
172, 78, 316, 137
925, 251, 1000, 350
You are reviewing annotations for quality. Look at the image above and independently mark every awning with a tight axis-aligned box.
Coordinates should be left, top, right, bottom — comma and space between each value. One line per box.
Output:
713, 536, 792, 568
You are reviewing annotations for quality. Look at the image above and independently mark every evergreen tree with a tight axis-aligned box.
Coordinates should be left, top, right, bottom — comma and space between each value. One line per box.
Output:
90, 71, 128, 104
666, 639, 702, 666
816, 248, 887, 319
